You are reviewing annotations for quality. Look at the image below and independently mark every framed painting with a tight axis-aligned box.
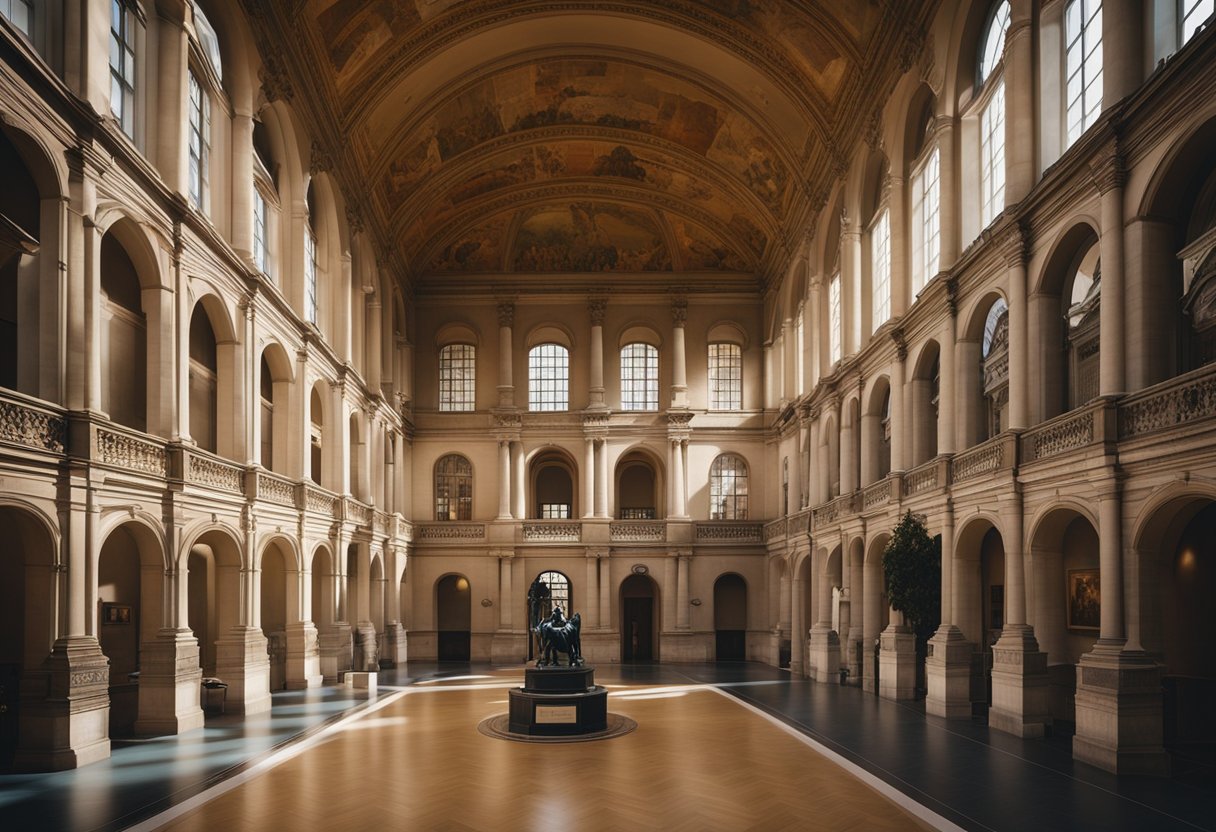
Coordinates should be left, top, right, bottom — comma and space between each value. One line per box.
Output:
1067, 569, 1100, 631
102, 603, 133, 625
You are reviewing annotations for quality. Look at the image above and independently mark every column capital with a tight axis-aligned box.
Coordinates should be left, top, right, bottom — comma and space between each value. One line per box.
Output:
496, 299, 515, 327
670, 296, 688, 326
1090, 141, 1126, 196
588, 296, 607, 325
585, 547, 608, 560
491, 548, 515, 561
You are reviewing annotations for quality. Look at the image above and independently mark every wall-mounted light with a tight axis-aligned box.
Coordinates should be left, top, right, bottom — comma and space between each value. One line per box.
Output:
481, 598, 493, 607
690, 598, 702, 606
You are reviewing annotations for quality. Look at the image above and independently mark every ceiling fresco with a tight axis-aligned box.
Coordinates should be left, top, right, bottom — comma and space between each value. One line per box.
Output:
250, 0, 935, 283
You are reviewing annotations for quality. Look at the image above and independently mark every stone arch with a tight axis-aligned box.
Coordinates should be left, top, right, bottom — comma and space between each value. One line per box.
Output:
183, 525, 244, 678
615, 444, 665, 520
909, 339, 941, 465
435, 573, 472, 661
620, 572, 659, 662
529, 445, 580, 519
954, 512, 1006, 706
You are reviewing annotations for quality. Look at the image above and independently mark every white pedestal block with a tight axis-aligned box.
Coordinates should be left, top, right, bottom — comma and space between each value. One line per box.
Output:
878, 627, 917, 701
215, 627, 272, 715
989, 626, 1051, 738
14, 636, 112, 771
135, 629, 205, 735
1072, 644, 1169, 775
286, 622, 323, 689
345, 671, 377, 693
381, 623, 409, 667
807, 625, 841, 683
925, 625, 974, 719
318, 622, 353, 682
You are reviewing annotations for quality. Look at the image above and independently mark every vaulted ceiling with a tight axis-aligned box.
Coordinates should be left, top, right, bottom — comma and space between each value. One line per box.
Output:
243, 1, 937, 290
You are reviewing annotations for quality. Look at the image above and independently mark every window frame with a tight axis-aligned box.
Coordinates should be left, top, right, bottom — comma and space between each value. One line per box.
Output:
0, 0, 34, 37
910, 144, 941, 299
619, 341, 659, 411
304, 226, 318, 325
828, 271, 843, 365
709, 453, 749, 521
1064, 0, 1104, 148
109, 0, 138, 140
528, 342, 569, 411
434, 454, 473, 521
187, 70, 212, 214
708, 341, 743, 411
438, 343, 477, 412
869, 208, 892, 331
1180, 0, 1214, 45
979, 77, 1007, 229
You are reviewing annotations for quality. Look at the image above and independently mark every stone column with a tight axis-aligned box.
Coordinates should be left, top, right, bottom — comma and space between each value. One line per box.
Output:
889, 343, 907, 472
845, 547, 864, 686
366, 298, 382, 393
1094, 148, 1126, 395
231, 110, 255, 260
583, 438, 596, 519
380, 544, 408, 667
1005, 225, 1029, 429
936, 116, 960, 269
595, 439, 609, 519
671, 297, 689, 408
497, 300, 515, 407
840, 403, 856, 496
878, 605, 917, 701
318, 528, 353, 680
843, 210, 863, 353
663, 555, 678, 635
782, 317, 796, 400
1004, 2, 1035, 203
808, 275, 823, 388
350, 541, 378, 671
589, 297, 606, 408
938, 303, 957, 454
1073, 485, 1168, 774
496, 440, 511, 520
676, 553, 690, 630
927, 500, 973, 718
807, 547, 840, 683
499, 553, 513, 631
598, 553, 611, 631
1102, 0, 1143, 109
889, 176, 910, 318
791, 569, 807, 677
511, 440, 525, 520
990, 491, 1050, 737
490, 550, 518, 664
155, 4, 189, 196
584, 552, 600, 629
215, 514, 271, 715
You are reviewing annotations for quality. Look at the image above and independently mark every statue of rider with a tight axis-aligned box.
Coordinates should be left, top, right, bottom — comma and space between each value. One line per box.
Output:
548, 605, 566, 629
527, 576, 551, 630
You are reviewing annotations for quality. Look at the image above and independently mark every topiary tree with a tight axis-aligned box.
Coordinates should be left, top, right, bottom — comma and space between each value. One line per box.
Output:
882, 511, 941, 650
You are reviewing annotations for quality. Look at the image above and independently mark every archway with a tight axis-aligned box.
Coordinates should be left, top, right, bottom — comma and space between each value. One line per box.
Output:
616, 450, 661, 519
1029, 508, 1099, 728
620, 573, 658, 662
260, 539, 294, 692
862, 533, 891, 693
186, 529, 241, 680
188, 304, 219, 453
436, 574, 471, 661
99, 228, 149, 432
97, 521, 163, 737
910, 341, 940, 465
956, 518, 1004, 715
309, 385, 325, 486
1136, 496, 1216, 761
713, 573, 747, 660
531, 448, 577, 518
0, 506, 56, 769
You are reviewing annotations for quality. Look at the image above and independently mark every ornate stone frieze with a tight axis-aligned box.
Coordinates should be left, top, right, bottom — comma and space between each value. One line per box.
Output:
187, 453, 243, 494
305, 486, 338, 516
417, 522, 486, 541
496, 300, 515, 328
952, 441, 1004, 483
97, 429, 166, 476
0, 398, 65, 453
904, 463, 938, 494
1119, 374, 1216, 439
696, 522, 763, 542
610, 522, 666, 543
522, 522, 582, 543
1025, 412, 1095, 462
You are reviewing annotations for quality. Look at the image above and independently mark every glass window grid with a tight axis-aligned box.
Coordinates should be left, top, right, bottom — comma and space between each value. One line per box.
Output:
304, 228, 318, 325
528, 343, 569, 411
911, 146, 941, 297
708, 343, 742, 411
981, 79, 1007, 228
1, 0, 33, 36
620, 507, 656, 520
253, 190, 269, 277
1182, 0, 1214, 43
434, 454, 472, 521
109, 0, 136, 138
188, 72, 211, 213
979, 1, 1012, 84
710, 454, 749, 520
439, 343, 476, 411
540, 503, 571, 519
829, 273, 842, 364
1065, 0, 1104, 147
871, 210, 892, 329
538, 571, 570, 615
620, 342, 659, 411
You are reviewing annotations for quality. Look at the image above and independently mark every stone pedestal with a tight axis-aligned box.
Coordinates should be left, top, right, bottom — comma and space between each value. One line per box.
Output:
14, 636, 112, 771
135, 629, 205, 735
353, 622, 379, 671
862, 642, 879, 693
878, 627, 917, 701
843, 627, 864, 686
318, 622, 353, 681
989, 626, 1051, 738
769, 628, 789, 668
508, 666, 607, 736
491, 630, 526, 665
214, 627, 271, 715
1073, 644, 1169, 775
807, 625, 840, 683
925, 625, 973, 719
285, 622, 322, 689
380, 622, 408, 668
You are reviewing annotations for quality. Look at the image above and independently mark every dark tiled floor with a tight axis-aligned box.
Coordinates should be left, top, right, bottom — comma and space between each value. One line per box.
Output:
1, 663, 1213, 832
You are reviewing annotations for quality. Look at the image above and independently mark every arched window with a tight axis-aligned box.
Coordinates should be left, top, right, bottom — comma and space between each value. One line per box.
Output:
188, 307, 218, 453
251, 121, 278, 280
304, 214, 318, 325
439, 344, 476, 411
871, 209, 892, 329
434, 454, 473, 520
187, 72, 212, 213
1, 1, 33, 36
1066, 243, 1101, 407
620, 342, 658, 411
828, 272, 843, 364
982, 298, 1010, 438
535, 571, 571, 618
109, 0, 138, 139
259, 355, 274, 468
100, 232, 147, 433
710, 454, 749, 520
911, 100, 941, 297
979, 2, 1010, 229
708, 342, 742, 411
1065, 0, 1104, 147
529, 343, 568, 411
1181, 0, 1214, 45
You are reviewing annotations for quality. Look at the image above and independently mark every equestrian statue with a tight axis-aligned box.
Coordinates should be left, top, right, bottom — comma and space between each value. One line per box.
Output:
534, 605, 584, 667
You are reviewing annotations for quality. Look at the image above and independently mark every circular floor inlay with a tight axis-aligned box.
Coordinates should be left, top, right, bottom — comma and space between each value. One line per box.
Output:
477, 713, 637, 743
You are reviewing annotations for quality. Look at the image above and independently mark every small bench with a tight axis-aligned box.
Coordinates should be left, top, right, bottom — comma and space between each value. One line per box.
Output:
201, 677, 228, 714
344, 671, 377, 693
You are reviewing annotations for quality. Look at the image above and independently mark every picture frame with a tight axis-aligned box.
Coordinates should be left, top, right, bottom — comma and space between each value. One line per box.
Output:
1067, 569, 1100, 631
102, 603, 133, 625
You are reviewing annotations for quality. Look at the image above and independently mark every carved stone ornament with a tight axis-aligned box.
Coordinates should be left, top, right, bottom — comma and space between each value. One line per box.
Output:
588, 296, 607, 325
899, 26, 926, 74
864, 108, 883, 152
497, 300, 515, 328
310, 140, 332, 176
258, 52, 294, 103
671, 297, 688, 326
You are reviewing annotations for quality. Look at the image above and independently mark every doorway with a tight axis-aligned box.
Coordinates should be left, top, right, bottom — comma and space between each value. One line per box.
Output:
620, 574, 657, 662
436, 574, 471, 661
714, 574, 747, 660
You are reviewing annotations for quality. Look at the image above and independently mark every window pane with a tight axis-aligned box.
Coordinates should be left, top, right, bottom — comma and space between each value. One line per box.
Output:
980, 79, 1007, 228
710, 454, 749, 520
620, 342, 658, 411
708, 342, 742, 410
434, 454, 473, 520
829, 273, 842, 364
528, 343, 569, 411
439, 343, 476, 411
304, 229, 317, 324
871, 210, 891, 329
979, 1, 1012, 83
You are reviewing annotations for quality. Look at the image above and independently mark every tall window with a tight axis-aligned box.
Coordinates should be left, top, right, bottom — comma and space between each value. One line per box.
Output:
871, 209, 892, 329
828, 272, 842, 364
708, 343, 742, 411
434, 454, 472, 520
709, 454, 749, 520
1182, 0, 1214, 44
109, 0, 136, 138
439, 344, 476, 411
529, 343, 568, 411
911, 146, 941, 297
620, 342, 658, 411
1, 0, 33, 36
980, 82, 1007, 228
304, 227, 318, 325
188, 72, 211, 213
536, 571, 570, 617
253, 190, 269, 276
1065, 0, 1103, 147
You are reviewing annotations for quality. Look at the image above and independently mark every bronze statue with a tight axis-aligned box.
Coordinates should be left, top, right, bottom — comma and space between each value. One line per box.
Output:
527, 576, 551, 630
535, 608, 583, 667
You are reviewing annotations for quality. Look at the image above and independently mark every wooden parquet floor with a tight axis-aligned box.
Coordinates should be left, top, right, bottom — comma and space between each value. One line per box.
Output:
152, 669, 937, 832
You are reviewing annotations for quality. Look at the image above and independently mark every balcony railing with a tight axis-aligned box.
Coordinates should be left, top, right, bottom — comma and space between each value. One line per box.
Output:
522, 521, 583, 543
695, 521, 764, 543
610, 521, 666, 543
1118, 364, 1216, 440
416, 522, 486, 541
0, 389, 65, 454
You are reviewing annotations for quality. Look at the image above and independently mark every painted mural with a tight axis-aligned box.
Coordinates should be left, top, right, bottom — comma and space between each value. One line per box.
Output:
512, 203, 672, 272
428, 213, 509, 272
669, 217, 749, 271
313, 0, 468, 82
382, 60, 791, 214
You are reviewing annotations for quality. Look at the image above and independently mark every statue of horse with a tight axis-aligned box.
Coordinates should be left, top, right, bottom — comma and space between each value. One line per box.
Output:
535, 611, 583, 667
